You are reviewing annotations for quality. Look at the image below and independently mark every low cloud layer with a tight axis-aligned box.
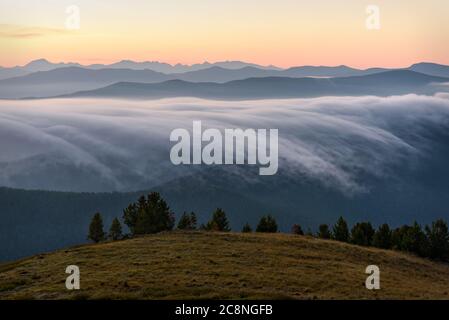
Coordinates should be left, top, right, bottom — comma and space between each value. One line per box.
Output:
0, 94, 449, 193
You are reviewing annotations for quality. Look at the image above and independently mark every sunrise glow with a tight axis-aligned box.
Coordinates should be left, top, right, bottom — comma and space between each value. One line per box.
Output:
0, 0, 448, 68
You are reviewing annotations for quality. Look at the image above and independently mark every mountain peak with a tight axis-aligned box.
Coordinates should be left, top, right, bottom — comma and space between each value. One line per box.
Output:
25, 58, 51, 67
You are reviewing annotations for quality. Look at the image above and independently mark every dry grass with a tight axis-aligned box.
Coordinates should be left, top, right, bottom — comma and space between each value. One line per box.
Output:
1, 231, 449, 300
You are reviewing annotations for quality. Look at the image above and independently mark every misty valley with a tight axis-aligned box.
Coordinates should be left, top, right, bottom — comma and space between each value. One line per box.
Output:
1, 92, 449, 262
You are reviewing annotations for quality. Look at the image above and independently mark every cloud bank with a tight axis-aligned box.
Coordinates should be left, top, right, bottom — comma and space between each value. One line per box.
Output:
0, 94, 448, 193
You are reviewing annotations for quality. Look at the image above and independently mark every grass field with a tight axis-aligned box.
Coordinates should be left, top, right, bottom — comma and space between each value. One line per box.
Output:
1, 231, 449, 300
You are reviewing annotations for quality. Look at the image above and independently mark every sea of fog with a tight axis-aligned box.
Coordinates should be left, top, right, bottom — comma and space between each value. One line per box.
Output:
1, 94, 449, 194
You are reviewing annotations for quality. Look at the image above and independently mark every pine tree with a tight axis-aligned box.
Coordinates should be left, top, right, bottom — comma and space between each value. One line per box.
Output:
425, 219, 449, 261
177, 212, 191, 230
88, 212, 105, 243
332, 216, 349, 242
350, 222, 374, 246
190, 212, 197, 229
177, 212, 197, 230
122, 203, 138, 235
317, 224, 331, 239
242, 223, 252, 233
122, 192, 175, 235
372, 223, 392, 249
256, 215, 278, 233
391, 222, 429, 257
109, 217, 123, 241
405, 222, 428, 256
204, 208, 231, 232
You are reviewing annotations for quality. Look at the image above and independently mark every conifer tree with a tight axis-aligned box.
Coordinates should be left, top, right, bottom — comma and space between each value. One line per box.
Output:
332, 216, 349, 242
88, 212, 105, 243
256, 215, 278, 233
204, 208, 231, 232
109, 217, 123, 241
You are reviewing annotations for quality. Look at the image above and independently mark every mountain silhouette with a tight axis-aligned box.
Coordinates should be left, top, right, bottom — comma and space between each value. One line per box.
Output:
1, 61, 449, 99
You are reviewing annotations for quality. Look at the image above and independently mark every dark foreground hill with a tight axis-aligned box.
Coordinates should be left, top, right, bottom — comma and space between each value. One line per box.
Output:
1, 231, 449, 299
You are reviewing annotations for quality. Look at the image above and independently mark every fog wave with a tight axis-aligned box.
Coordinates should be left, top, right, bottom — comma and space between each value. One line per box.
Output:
0, 94, 449, 193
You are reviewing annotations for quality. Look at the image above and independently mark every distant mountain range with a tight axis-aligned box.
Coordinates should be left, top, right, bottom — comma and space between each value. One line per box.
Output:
62, 70, 448, 100
1, 60, 449, 99
0, 59, 282, 80
2, 59, 448, 79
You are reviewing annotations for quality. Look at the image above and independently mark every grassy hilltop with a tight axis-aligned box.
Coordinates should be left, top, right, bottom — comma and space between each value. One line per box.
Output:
1, 231, 449, 300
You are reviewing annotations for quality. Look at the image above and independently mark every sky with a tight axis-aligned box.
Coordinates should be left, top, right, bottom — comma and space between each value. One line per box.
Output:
0, 0, 448, 68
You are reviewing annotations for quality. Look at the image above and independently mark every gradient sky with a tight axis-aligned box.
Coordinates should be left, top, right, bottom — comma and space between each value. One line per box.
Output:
0, 0, 448, 68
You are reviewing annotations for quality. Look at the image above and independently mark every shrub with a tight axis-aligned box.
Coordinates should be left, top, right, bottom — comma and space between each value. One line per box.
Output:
317, 224, 331, 239
291, 224, 304, 235
305, 228, 314, 236
242, 223, 252, 233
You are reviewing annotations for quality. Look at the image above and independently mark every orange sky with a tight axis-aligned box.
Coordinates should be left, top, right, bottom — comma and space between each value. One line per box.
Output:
0, 0, 448, 68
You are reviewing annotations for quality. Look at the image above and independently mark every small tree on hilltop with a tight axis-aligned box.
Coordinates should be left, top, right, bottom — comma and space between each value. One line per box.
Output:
109, 217, 123, 241
204, 208, 231, 232
332, 216, 349, 242
177, 212, 197, 230
425, 219, 449, 261
190, 212, 197, 229
372, 223, 392, 249
256, 215, 278, 233
291, 224, 304, 235
404, 222, 428, 256
123, 202, 138, 235
391, 225, 410, 251
350, 222, 374, 246
317, 224, 331, 239
242, 223, 252, 233
391, 222, 429, 257
123, 192, 175, 236
88, 212, 105, 243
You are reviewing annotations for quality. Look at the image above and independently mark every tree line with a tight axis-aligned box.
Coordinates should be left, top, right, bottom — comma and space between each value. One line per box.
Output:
88, 192, 449, 262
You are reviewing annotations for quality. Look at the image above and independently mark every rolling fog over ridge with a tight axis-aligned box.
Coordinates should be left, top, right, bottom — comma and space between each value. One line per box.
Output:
1, 94, 449, 193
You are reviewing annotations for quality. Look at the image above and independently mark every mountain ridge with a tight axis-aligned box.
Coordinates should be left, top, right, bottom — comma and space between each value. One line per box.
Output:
1, 62, 449, 99
59, 70, 449, 100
